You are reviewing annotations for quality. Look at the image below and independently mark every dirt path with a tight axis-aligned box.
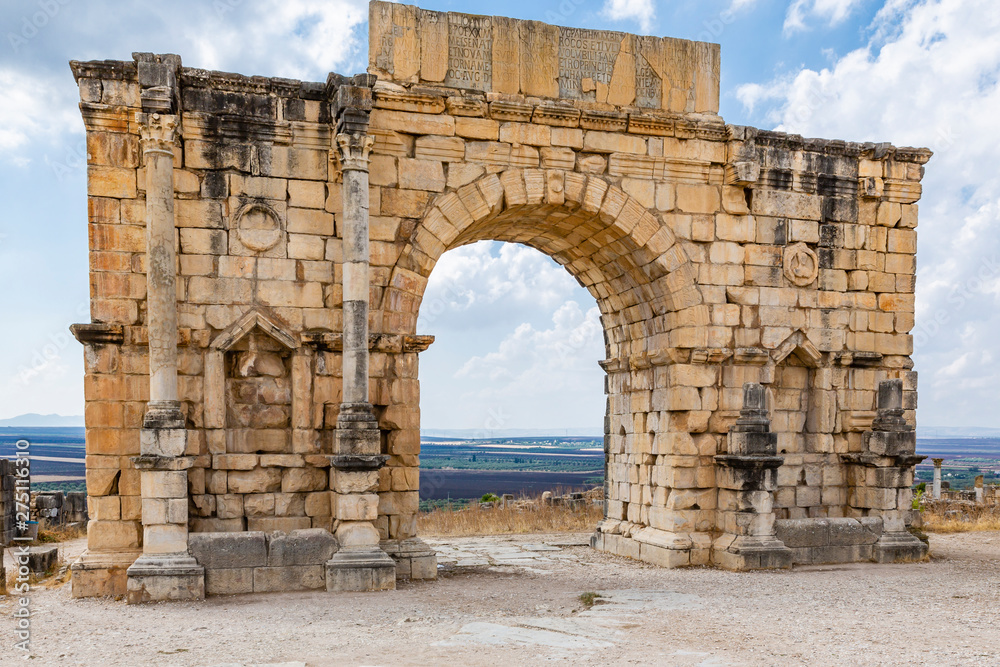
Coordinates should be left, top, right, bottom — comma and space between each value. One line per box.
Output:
2, 531, 998, 666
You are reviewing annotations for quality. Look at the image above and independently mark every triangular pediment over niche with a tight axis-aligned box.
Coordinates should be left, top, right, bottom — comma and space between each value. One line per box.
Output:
210, 307, 298, 352
771, 330, 823, 368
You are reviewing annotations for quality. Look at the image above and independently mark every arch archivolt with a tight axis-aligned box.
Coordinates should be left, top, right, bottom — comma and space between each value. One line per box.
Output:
381, 167, 705, 363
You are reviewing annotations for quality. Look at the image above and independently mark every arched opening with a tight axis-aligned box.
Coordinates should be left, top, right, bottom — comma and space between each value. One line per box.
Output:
376, 168, 706, 545
415, 239, 607, 504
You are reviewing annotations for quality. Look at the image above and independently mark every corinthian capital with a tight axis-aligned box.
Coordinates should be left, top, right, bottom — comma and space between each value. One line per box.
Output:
138, 112, 179, 155
336, 133, 374, 172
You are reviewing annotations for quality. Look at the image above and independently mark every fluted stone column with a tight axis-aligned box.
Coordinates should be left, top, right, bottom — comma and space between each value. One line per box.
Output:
932, 458, 944, 499
325, 128, 395, 592
125, 109, 203, 604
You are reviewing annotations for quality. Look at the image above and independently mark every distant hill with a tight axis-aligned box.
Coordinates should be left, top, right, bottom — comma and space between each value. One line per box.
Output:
421, 427, 603, 439
0, 413, 85, 427
918, 426, 1000, 438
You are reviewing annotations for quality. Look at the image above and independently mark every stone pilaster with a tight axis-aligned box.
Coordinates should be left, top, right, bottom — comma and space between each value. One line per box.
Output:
126, 61, 204, 602
843, 379, 927, 563
325, 81, 396, 591
713, 383, 792, 570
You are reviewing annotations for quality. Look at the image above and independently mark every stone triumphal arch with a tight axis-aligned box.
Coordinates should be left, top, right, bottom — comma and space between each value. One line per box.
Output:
68, 1, 931, 602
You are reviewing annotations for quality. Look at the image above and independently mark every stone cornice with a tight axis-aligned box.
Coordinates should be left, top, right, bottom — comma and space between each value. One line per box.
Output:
302, 332, 435, 353
729, 125, 933, 165
70, 323, 124, 345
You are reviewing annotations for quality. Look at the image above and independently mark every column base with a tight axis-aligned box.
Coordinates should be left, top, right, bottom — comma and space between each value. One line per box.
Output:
381, 538, 438, 580
713, 535, 793, 571
70, 549, 141, 599
873, 532, 929, 563
325, 547, 396, 592
125, 553, 205, 604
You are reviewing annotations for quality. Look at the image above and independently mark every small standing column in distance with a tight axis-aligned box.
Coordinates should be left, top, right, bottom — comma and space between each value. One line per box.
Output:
932, 458, 944, 499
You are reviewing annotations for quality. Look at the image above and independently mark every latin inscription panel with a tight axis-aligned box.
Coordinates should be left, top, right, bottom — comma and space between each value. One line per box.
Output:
445, 13, 492, 91
368, 2, 721, 113
558, 28, 623, 100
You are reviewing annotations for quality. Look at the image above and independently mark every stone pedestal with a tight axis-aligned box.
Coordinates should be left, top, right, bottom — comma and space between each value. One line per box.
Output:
126, 553, 205, 604
126, 454, 204, 603
381, 538, 438, 580
844, 380, 927, 564
325, 546, 397, 592
326, 451, 396, 592
713, 383, 792, 570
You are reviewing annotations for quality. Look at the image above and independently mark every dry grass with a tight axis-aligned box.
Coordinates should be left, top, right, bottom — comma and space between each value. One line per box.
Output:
921, 501, 1000, 533
37, 522, 86, 543
418, 499, 603, 537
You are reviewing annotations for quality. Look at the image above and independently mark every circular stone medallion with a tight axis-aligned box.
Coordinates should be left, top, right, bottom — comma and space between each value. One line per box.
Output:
235, 204, 282, 252
783, 242, 819, 287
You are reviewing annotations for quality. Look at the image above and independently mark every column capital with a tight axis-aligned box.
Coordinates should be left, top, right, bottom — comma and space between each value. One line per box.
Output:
138, 112, 179, 156
336, 133, 374, 172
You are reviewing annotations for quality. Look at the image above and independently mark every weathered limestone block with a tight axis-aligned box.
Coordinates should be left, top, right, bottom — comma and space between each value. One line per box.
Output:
227, 468, 282, 494
267, 529, 339, 566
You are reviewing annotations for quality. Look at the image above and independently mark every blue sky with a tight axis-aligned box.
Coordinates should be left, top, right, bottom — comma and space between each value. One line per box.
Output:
2, 0, 999, 431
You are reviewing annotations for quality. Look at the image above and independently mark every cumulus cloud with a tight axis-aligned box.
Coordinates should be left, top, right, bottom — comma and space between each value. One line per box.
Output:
784, 0, 865, 33
601, 0, 656, 33
0, 0, 368, 165
456, 301, 603, 385
418, 241, 587, 332
738, 0, 1000, 426
418, 242, 607, 431
0, 68, 80, 163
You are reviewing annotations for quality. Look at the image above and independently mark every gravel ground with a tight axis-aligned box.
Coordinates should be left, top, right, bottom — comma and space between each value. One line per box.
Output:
1, 531, 998, 666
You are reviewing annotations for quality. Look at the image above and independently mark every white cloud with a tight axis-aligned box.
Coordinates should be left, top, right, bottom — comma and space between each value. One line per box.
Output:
0, 68, 80, 161
601, 0, 655, 33
418, 242, 607, 431
0, 0, 368, 166
176, 0, 368, 80
456, 301, 603, 386
738, 0, 1000, 426
419, 241, 585, 332
784, 0, 865, 33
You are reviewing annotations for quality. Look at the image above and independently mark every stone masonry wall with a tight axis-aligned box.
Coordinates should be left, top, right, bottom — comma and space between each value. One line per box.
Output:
70, 1, 930, 585
70, 60, 426, 566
